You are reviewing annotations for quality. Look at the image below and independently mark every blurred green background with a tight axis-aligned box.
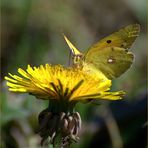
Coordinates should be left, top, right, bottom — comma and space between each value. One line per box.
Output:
1, 0, 147, 147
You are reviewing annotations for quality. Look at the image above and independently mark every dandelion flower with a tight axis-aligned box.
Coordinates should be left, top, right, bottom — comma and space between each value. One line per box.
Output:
5, 64, 124, 102
5, 64, 125, 146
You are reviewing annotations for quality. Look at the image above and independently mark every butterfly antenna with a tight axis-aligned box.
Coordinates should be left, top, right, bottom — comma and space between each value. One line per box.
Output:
68, 50, 72, 66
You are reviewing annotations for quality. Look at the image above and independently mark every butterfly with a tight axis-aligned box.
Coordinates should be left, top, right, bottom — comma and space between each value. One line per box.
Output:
63, 24, 140, 79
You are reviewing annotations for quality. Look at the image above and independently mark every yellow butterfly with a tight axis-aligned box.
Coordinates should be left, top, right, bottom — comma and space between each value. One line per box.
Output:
63, 24, 140, 79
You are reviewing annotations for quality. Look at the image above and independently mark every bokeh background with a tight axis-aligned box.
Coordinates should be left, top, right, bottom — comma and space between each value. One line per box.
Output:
1, 0, 147, 147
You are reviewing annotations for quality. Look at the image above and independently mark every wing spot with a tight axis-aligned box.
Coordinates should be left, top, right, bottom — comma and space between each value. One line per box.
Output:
107, 57, 116, 64
106, 40, 112, 44
121, 42, 127, 48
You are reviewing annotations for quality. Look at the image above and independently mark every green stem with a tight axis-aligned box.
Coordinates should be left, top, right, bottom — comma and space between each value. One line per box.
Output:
53, 133, 62, 148
49, 144, 53, 148
48, 99, 76, 114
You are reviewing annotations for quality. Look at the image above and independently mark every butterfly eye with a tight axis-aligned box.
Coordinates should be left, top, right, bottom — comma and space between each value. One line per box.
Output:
73, 54, 83, 65
75, 57, 78, 62
73, 55, 79, 63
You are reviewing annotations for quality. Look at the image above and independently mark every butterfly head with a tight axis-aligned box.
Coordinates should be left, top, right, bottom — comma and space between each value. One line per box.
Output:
72, 54, 83, 68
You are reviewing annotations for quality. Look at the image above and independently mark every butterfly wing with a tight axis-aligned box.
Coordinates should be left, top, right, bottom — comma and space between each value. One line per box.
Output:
63, 34, 83, 67
84, 47, 134, 79
83, 24, 140, 79
63, 34, 81, 55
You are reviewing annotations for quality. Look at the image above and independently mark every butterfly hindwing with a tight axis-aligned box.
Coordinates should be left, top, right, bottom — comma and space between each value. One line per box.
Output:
84, 47, 134, 79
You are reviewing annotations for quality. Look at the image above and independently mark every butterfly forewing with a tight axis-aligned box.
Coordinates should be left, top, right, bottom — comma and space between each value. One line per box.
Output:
84, 24, 140, 57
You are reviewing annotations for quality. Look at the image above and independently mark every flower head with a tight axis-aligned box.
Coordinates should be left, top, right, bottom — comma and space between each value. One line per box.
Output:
5, 64, 124, 102
5, 64, 125, 146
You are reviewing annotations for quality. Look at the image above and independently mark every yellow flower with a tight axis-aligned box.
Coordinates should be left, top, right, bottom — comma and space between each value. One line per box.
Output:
5, 64, 124, 101
5, 64, 125, 146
